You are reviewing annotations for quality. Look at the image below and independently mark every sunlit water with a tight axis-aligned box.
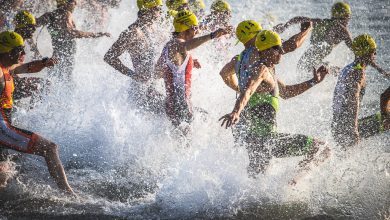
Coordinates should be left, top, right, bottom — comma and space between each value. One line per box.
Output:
0, 0, 389, 219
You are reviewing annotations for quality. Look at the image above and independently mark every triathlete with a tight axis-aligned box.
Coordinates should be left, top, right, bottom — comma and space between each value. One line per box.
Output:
273, 2, 385, 77
36, 0, 110, 82
0, 31, 74, 194
104, 0, 166, 114
201, 0, 232, 32
155, 10, 231, 131
332, 34, 389, 148
13, 10, 57, 100
219, 30, 331, 179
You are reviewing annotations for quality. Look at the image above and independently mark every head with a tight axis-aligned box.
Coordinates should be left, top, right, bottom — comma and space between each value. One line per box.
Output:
173, 10, 199, 40
255, 30, 283, 65
0, 31, 25, 67
13, 10, 37, 40
331, 2, 351, 25
236, 20, 262, 46
57, 0, 77, 12
352, 34, 377, 64
210, 0, 232, 24
137, 0, 163, 20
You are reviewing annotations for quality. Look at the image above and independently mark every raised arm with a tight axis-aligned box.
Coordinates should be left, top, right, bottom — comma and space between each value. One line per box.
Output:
219, 65, 268, 128
278, 66, 329, 99
184, 27, 232, 51
104, 30, 135, 77
273, 16, 314, 33
337, 25, 353, 49
281, 22, 312, 54
219, 56, 239, 92
12, 58, 58, 74
68, 29, 110, 39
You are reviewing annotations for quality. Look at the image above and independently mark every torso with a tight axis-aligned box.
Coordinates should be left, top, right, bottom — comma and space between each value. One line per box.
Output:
333, 62, 366, 119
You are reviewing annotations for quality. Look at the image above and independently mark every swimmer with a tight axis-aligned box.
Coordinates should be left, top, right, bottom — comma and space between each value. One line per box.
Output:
274, 2, 385, 77
219, 29, 331, 179
36, 0, 110, 82
0, 31, 74, 195
201, 0, 232, 32
155, 10, 231, 133
332, 34, 389, 148
104, 0, 166, 114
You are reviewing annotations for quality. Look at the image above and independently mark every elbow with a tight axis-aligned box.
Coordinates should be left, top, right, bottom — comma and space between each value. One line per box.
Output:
103, 52, 113, 65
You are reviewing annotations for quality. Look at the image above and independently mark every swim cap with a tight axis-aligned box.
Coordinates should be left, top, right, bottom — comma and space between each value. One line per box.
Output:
331, 2, 351, 18
137, 0, 163, 10
255, 30, 282, 52
189, 0, 205, 10
56, 0, 69, 6
14, 10, 36, 29
0, 31, 24, 54
166, 0, 188, 11
211, 0, 231, 12
236, 20, 262, 44
351, 34, 377, 57
173, 10, 198, 33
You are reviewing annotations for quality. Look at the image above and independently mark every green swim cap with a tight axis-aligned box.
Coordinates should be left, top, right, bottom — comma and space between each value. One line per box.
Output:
332, 2, 351, 18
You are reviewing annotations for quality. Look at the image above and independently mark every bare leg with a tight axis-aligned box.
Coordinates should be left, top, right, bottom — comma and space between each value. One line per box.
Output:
380, 87, 390, 130
31, 135, 75, 195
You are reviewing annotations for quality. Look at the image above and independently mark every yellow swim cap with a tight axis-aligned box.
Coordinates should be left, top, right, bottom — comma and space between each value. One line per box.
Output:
352, 34, 377, 57
332, 2, 351, 18
211, 0, 231, 12
236, 20, 262, 44
255, 30, 282, 52
189, 0, 205, 10
174, 10, 198, 33
56, 0, 68, 6
14, 10, 36, 29
166, 0, 188, 11
137, 0, 163, 10
0, 31, 25, 54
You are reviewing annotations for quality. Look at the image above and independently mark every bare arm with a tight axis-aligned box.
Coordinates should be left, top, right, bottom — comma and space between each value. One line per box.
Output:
219, 65, 267, 128
338, 25, 353, 49
279, 66, 329, 99
154, 54, 166, 79
282, 22, 312, 54
273, 16, 316, 33
68, 29, 110, 39
370, 61, 390, 78
184, 27, 232, 51
104, 30, 135, 77
26, 39, 42, 59
12, 58, 57, 74
219, 56, 239, 92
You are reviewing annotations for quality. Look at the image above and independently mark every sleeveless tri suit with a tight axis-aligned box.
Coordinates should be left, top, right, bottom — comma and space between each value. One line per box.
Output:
162, 46, 194, 126
0, 66, 38, 155
234, 47, 316, 174
332, 62, 387, 146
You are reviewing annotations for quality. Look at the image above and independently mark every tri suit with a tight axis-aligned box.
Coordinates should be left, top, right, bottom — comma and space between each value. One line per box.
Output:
234, 47, 316, 175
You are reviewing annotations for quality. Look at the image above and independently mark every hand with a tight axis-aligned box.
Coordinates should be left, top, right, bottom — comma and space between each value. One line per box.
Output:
300, 21, 312, 32
212, 26, 233, 39
43, 57, 59, 67
219, 111, 240, 129
273, 23, 286, 33
312, 65, 329, 84
193, 59, 201, 69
